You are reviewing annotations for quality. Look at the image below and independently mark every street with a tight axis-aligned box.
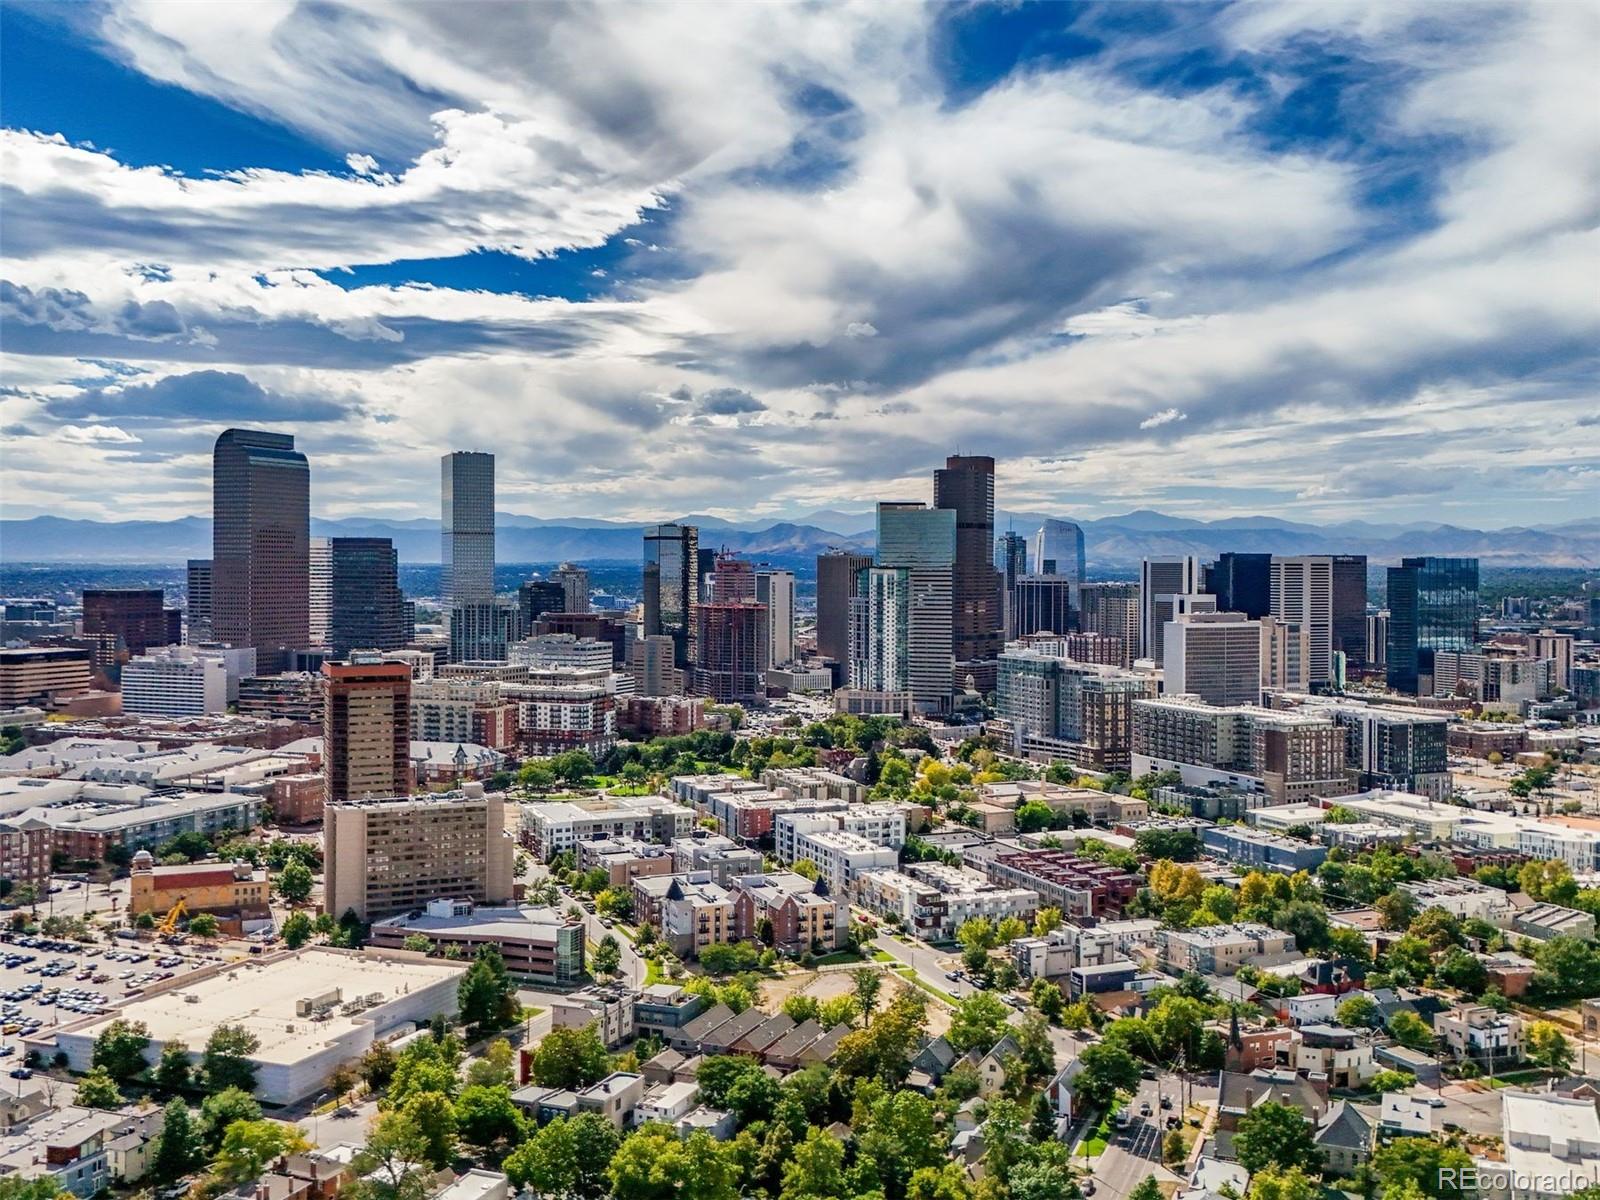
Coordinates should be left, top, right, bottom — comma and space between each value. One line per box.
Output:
1087, 1071, 1210, 1200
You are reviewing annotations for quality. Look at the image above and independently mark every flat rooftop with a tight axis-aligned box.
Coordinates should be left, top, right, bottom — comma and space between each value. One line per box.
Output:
63, 948, 464, 1065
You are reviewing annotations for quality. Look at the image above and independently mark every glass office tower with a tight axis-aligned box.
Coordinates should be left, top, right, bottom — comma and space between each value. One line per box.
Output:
644, 524, 700, 668
1386, 557, 1479, 694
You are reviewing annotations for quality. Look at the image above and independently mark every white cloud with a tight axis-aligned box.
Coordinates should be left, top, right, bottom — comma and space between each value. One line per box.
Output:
55, 423, 142, 444
1139, 408, 1188, 430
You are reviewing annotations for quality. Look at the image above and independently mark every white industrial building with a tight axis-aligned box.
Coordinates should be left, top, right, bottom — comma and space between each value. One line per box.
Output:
52, 948, 465, 1105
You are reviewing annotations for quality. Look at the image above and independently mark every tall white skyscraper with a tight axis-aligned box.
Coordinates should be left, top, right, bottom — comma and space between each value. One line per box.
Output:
850, 567, 910, 694
756, 569, 796, 667
441, 452, 495, 609
1271, 556, 1334, 686
1139, 555, 1200, 662
309, 537, 332, 648
1163, 611, 1262, 706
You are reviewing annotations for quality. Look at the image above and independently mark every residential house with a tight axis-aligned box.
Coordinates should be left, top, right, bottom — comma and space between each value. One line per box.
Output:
1314, 1101, 1376, 1176
1436, 1004, 1524, 1068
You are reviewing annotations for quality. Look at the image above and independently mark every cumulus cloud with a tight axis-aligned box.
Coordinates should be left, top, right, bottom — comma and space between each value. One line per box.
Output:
0, 1, 1593, 526
47, 369, 352, 424
56, 424, 142, 444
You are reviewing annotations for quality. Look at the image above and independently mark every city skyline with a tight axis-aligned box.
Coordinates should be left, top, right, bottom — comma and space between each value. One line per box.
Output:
2, 3, 1595, 530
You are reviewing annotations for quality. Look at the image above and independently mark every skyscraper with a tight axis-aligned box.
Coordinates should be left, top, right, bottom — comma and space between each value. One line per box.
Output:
82, 589, 170, 656
712, 553, 756, 602
518, 579, 565, 630
1012, 576, 1075, 638
1163, 612, 1262, 706
876, 502, 956, 711
1270, 556, 1334, 687
212, 428, 310, 673
185, 559, 213, 644
933, 455, 1004, 670
1331, 554, 1369, 665
756, 569, 796, 666
1210, 552, 1271, 619
1032, 520, 1086, 584
1080, 582, 1140, 645
553, 562, 590, 613
816, 550, 872, 665
1139, 556, 1200, 662
323, 653, 412, 806
644, 524, 699, 668
328, 538, 409, 657
308, 537, 333, 646
441, 451, 495, 609
448, 601, 520, 663
695, 601, 769, 701
996, 532, 1028, 588
1386, 557, 1479, 695
850, 567, 910, 696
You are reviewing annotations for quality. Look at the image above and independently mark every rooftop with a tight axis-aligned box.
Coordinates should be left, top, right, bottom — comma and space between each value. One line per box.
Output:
59, 948, 464, 1065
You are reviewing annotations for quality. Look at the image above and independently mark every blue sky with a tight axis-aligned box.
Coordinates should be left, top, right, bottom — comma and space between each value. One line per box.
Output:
1, 0, 1595, 528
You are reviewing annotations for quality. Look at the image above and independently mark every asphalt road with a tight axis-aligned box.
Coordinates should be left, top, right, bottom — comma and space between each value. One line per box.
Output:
1089, 1073, 1200, 1200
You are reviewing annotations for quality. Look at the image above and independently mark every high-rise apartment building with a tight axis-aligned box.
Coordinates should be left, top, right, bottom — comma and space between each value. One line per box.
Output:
1139, 556, 1200, 662
185, 559, 213, 643
212, 428, 310, 672
553, 562, 590, 613
121, 646, 232, 716
695, 602, 769, 701
1386, 557, 1480, 695
441, 451, 495, 609
308, 538, 333, 646
1150, 592, 1216, 664
1163, 612, 1262, 707
1080, 582, 1140, 645
851, 567, 910, 696
933, 455, 1004, 670
644, 524, 699, 668
1330, 555, 1368, 666
1012, 575, 1075, 638
324, 788, 513, 921
82, 589, 170, 656
876, 502, 956, 712
1209, 553, 1271, 619
755, 569, 796, 666
323, 654, 412, 806
816, 550, 872, 664
1271, 556, 1334, 687
1032, 520, 1086, 585
1367, 612, 1389, 669
329, 537, 409, 657
518, 579, 565, 630
995, 646, 1154, 768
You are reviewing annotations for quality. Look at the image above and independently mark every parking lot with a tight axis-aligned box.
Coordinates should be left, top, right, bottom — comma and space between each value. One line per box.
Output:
0, 929, 221, 1071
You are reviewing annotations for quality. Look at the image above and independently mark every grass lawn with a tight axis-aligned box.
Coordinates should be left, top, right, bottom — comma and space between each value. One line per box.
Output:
893, 964, 958, 1005
1080, 1101, 1124, 1158
871, 949, 895, 963
643, 957, 666, 986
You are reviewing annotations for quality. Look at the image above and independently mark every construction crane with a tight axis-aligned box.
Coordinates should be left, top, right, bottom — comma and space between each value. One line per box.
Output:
156, 897, 188, 937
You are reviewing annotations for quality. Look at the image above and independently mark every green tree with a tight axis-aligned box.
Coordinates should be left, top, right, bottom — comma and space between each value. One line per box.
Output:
153, 1098, 203, 1181
852, 969, 883, 1026
780, 1128, 849, 1200
591, 934, 622, 978
1336, 995, 1380, 1028
609, 1126, 740, 1200
92, 1018, 151, 1082
1248, 1166, 1319, 1200
74, 1067, 124, 1110
351, 1109, 432, 1200
458, 945, 518, 1033
1073, 1043, 1142, 1111
726, 1070, 782, 1128
280, 910, 314, 949
792, 858, 820, 882
956, 917, 996, 953
1369, 1136, 1475, 1200
1129, 1178, 1163, 1200
1435, 948, 1488, 995
400, 1089, 458, 1169
1233, 1101, 1321, 1175
203, 1023, 261, 1093
215, 1119, 310, 1184
1385, 1010, 1435, 1053
276, 858, 315, 905
783, 994, 821, 1023
906, 1163, 973, 1200
1030, 976, 1065, 1021
1527, 1020, 1575, 1074
454, 1084, 524, 1157
504, 1116, 579, 1196
528, 1024, 609, 1089
465, 1039, 516, 1089
199, 1087, 262, 1151
188, 912, 220, 938
946, 991, 1010, 1054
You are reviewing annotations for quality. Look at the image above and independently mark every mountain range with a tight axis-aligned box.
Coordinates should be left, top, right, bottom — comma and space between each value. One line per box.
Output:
1, 511, 1596, 569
